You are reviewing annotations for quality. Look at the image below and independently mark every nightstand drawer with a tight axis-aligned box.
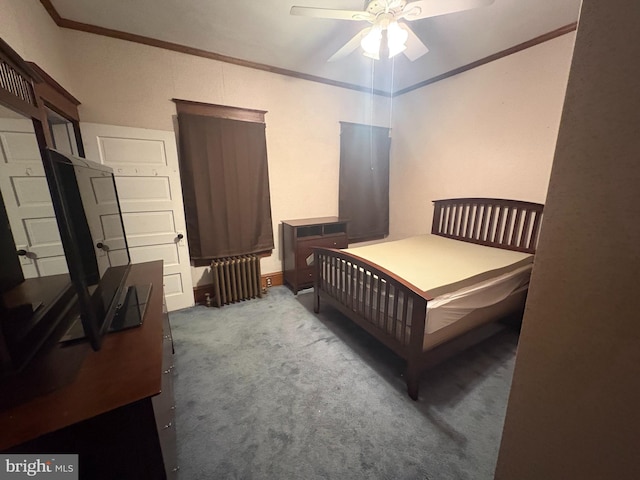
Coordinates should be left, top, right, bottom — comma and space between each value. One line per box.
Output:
296, 234, 348, 268
298, 267, 315, 286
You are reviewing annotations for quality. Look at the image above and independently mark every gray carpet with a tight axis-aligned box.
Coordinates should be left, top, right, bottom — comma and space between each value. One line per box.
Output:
169, 286, 518, 480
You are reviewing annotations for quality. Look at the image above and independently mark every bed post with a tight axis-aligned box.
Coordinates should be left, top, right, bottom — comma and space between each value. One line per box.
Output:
406, 361, 421, 401
406, 297, 428, 400
431, 200, 443, 234
313, 250, 320, 313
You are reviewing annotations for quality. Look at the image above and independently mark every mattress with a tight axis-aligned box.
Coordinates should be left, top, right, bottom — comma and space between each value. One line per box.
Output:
343, 234, 534, 336
346, 234, 533, 297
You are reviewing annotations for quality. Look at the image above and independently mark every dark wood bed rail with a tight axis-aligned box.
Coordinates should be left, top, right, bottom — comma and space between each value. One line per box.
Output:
431, 198, 544, 253
313, 248, 429, 357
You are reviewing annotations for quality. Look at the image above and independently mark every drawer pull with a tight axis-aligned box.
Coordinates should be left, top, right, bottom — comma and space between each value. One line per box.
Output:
163, 421, 173, 430
164, 365, 175, 374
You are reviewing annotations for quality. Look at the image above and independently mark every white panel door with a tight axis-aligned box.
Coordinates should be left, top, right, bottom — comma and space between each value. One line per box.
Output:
73, 165, 128, 275
0, 117, 68, 278
80, 123, 194, 311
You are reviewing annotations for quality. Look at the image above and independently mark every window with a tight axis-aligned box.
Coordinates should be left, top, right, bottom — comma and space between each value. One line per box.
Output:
174, 100, 274, 261
339, 121, 390, 243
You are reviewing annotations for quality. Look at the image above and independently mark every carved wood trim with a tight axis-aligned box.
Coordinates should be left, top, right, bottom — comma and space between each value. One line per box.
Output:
0, 38, 41, 118
173, 99, 266, 123
27, 62, 81, 118
0, 39, 83, 159
21, 62, 83, 152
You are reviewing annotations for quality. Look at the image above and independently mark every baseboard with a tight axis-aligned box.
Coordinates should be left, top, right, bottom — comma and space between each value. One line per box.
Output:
193, 272, 284, 305
193, 284, 215, 306
261, 271, 283, 290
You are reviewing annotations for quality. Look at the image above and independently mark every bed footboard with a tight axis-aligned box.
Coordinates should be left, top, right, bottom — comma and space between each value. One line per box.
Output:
313, 248, 428, 399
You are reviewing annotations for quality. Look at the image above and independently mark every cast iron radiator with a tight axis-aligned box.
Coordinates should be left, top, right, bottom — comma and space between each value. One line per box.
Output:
210, 255, 262, 307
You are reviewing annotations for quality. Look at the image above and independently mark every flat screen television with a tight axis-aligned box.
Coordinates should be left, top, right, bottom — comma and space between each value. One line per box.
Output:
42, 148, 149, 351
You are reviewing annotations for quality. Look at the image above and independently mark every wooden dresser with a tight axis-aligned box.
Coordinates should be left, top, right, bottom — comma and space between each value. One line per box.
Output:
0, 260, 178, 479
282, 217, 348, 293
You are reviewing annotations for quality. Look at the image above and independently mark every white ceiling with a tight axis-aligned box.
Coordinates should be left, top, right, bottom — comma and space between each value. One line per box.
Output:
47, 0, 581, 94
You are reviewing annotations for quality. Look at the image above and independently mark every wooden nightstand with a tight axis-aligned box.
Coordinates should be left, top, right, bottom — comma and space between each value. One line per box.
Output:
282, 217, 348, 294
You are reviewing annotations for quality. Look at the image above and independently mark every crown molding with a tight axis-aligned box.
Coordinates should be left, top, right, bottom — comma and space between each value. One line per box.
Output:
394, 22, 577, 96
40, 0, 576, 98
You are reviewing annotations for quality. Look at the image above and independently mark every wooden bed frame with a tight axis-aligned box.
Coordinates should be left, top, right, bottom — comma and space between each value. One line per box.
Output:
312, 198, 544, 400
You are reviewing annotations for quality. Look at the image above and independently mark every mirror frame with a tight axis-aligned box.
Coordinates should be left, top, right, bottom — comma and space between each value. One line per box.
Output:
0, 37, 84, 290
0, 37, 85, 374
27, 61, 84, 156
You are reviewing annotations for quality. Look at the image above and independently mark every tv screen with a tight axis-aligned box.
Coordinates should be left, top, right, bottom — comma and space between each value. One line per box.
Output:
43, 148, 133, 351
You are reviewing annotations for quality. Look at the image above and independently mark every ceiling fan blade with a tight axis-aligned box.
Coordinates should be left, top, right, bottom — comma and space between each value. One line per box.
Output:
401, 0, 494, 21
400, 24, 429, 61
327, 28, 371, 62
290, 6, 375, 22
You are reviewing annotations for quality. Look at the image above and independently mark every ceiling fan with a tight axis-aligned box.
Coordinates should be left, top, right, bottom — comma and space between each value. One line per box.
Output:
290, 0, 494, 62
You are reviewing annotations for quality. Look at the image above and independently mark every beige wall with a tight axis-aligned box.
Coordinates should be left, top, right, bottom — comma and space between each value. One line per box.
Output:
57, 31, 391, 284
495, 0, 640, 478
389, 34, 575, 240
1, 0, 575, 288
0, 0, 71, 90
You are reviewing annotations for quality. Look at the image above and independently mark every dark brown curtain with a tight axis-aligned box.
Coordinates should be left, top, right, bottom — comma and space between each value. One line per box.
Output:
339, 122, 390, 243
177, 113, 274, 260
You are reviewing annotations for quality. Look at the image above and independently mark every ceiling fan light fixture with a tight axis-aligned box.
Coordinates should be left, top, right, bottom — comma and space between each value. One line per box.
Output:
360, 24, 382, 59
387, 21, 409, 58
293, 0, 492, 63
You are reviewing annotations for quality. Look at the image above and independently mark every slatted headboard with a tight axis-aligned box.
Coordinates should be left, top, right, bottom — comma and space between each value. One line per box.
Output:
431, 198, 544, 253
